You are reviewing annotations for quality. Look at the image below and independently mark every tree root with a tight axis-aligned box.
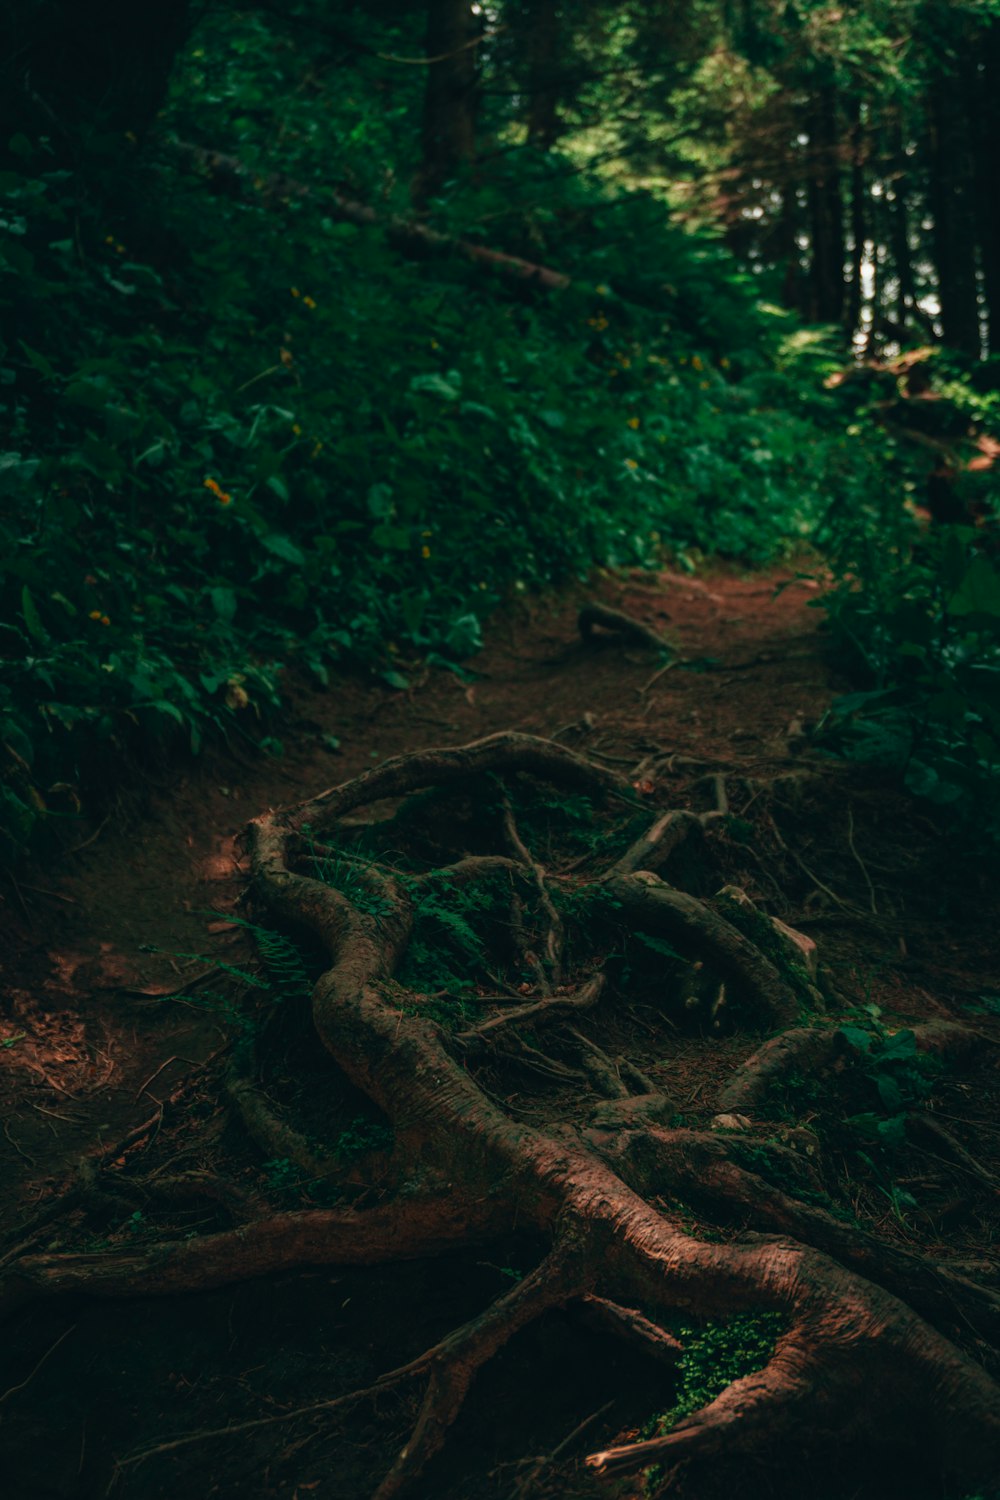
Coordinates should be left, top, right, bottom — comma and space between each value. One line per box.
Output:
9, 733, 1000, 1498
578, 601, 672, 652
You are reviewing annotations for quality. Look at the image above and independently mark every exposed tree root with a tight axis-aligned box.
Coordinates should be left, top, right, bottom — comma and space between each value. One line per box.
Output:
578, 601, 672, 652
7, 732, 1000, 1498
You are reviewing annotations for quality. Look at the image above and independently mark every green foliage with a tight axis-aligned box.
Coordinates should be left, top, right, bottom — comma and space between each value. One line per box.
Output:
819, 521, 1000, 835
3, 2, 990, 860
212, 914, 312, 1004
649, 1311, 786, 1438
333, 1116, 394, 1162
396, 875, 497, 1009
839, 1008, 940, 1150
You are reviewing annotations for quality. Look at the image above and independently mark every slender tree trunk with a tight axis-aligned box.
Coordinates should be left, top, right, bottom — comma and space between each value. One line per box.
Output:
805, 84, 846, 324
975, 22, 1000, 354
526, 0, 561, 147
416, 0, 480, 203
777, 184, 803, 313
927, 67, 981, 355
1, 0, 192, 162
886, 120, 916, 334
847, 101, 866, 340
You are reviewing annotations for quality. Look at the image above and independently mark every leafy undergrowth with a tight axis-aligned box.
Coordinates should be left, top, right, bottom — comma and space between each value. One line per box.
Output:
0, 8, 910, 861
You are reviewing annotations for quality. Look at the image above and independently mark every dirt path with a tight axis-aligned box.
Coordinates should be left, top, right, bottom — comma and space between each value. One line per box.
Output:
3, 565, 999, 1500
0, 568, 834, 1196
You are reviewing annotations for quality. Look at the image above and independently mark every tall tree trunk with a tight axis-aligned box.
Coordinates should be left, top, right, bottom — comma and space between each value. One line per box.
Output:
975, 21, 1000, 354
927, 65, 981, 355
847, 100, 866, 340
416, 0, 480, 203
805, 84, 846, 324
886, 120, 916, 335
1, 0, 192, 164
776, 184, 803, 313
526, 0, 560, 147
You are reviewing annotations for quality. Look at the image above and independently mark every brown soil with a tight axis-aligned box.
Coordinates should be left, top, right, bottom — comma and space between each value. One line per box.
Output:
2, 565, 998, 1500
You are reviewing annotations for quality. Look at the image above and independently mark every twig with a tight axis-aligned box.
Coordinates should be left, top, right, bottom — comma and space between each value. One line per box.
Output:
0, 1325, 76, 1405
115, 1367, 413, 1470
133, 1055, 203, 1104
637, 659, 676, 696
66, 815, 110, 855
846, 805, 878, 915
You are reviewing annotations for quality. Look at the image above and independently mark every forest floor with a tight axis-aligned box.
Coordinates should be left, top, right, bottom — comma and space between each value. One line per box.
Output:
2, 563, 999, 1500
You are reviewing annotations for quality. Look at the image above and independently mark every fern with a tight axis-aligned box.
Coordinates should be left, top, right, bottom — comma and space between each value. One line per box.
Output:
213, 913, 312, 1003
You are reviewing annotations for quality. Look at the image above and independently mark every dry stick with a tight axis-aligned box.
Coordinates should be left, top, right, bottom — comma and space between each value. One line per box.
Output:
0, 1323, 75, 1405
908, 1113, 1000, 1196
767, 814, 860, 915
638, 659, 677, 696
846, 805, 879, 915
508, 1399, 616, 1500
116, 1365, 416, 1471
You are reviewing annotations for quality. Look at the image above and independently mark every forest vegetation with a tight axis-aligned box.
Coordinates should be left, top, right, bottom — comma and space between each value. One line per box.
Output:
2, 5, 1000, 1500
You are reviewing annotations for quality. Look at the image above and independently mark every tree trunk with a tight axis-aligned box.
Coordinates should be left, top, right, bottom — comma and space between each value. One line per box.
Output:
526, 0, 561, 147
927, 65, 981, 356
0, 0, 192, 163
847, 101, 866, 342
886, 120, 916, 335
975, 21, 1000, 354
416, 0, 480, 203
805, 84, 846, 325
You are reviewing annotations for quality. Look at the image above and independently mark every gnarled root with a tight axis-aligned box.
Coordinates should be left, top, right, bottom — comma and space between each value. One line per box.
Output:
9, 733, 1000, 1499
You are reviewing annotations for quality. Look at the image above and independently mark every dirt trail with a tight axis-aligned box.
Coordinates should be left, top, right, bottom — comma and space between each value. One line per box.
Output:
0, 567, 835, 1196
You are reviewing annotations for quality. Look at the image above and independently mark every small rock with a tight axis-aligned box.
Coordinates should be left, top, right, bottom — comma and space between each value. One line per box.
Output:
711, 1113, 753, 1132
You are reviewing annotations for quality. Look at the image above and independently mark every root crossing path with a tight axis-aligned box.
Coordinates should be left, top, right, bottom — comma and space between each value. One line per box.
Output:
2, 569, 999, 1500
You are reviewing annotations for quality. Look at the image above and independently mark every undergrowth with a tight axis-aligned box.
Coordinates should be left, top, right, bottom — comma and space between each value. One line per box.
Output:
1, 6, 998, 859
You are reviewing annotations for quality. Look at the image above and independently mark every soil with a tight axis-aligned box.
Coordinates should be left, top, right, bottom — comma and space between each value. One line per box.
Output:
2, 565, 998, 1500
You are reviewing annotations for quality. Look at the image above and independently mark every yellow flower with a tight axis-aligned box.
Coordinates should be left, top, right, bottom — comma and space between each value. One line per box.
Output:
421, 529, 433, 538
310, 441, 323, 459
89, 609, 102, 621
720, 356, 730, 368
217, 492, 233, 507
292, 423, 303, 436
430, 339, 440, 350
691, 355, 704, 371
303, 296, 317, 310
421, 545, 431, 559
204, 477, 222, 495
279, 348, 294, 367
624, 458, 638, 471
627, 416, 640, 430
290, 287, 301, 298
596, 283, 610, 296
101, 614, 110, 626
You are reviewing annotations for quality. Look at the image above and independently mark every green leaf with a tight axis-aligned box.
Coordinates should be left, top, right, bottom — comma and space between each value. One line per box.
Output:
838, 1024, 873, 1054
210, 586, 237, 622
262, 534, 305, 565
409, 372, 462, 401
948, 556, 1000, 617
21, 585, 47, 643
876, 1073, 904, 1111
